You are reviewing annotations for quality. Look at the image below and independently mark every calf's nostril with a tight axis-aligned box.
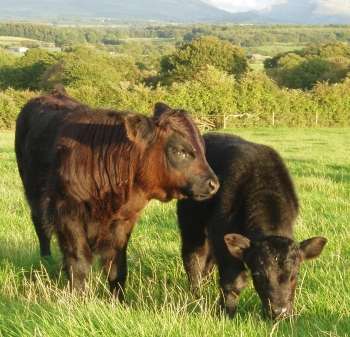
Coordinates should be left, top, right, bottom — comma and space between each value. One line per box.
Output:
272, 307, 288, 318
208, 179, 219, 193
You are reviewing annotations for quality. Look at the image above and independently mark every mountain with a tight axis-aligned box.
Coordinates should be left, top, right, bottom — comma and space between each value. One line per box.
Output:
0, 0, 349, 24
257, 0, 350, 24
0, 0, 237, 22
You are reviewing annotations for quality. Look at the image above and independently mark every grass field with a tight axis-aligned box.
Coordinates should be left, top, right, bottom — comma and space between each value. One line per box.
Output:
246, 43, 305, 56
0, 128, 349, 337
0, 35, 55, 49
247, 43, 305, 71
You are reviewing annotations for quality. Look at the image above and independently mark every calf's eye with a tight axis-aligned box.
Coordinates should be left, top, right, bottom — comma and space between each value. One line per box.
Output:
172, 147, 191, 160
178, 150, 189, 159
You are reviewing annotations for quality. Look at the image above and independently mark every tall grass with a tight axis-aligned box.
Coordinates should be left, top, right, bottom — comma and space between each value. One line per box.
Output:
0, 128, 349, 337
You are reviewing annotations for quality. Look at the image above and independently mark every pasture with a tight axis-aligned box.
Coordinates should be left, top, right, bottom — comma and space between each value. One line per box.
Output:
0, 128, 349, 337
0, 35, 55, 50
0, 36, 41, 48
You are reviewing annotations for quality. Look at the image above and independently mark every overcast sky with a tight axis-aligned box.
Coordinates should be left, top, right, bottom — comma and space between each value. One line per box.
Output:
205, 0, 287, 12
314, 0, 350, 16
206, 0, 350, 15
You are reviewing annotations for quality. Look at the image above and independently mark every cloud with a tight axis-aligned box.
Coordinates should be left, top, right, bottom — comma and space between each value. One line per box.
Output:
312, 0, 350, 16
206, 0, 350, 16
205, 0, 287, 13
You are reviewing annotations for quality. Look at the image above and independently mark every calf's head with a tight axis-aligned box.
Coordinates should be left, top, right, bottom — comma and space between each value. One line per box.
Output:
148, 102, 219, 201
224, 234, 327, 319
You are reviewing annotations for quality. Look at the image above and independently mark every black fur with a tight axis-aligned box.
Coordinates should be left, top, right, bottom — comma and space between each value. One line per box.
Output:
177, 133, 327, 319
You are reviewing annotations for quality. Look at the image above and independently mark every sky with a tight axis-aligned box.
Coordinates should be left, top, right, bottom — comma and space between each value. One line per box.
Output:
206, 0, 350, 15
205, 0, 287, 12
313, 0, 350, 16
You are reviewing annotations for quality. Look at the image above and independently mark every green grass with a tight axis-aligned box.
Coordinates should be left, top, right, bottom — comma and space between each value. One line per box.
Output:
0, 128, 349, 337
248, 63, 265, 72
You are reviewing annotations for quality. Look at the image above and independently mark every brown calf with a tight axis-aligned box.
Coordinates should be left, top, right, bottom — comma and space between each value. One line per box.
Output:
15, 89, 219, 298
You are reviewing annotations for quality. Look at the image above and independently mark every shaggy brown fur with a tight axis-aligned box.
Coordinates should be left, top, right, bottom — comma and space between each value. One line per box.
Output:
15, 90, 219, 298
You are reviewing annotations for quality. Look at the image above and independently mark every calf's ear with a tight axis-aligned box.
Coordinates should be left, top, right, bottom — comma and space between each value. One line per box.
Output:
125, 115, 155, 144
153, 102, 176, 127
154, 102, 172, 118
224, 233, 250, 260
299, 236, 327, 261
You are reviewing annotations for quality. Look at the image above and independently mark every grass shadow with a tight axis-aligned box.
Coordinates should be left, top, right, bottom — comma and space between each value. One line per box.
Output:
0, 237, 62, 280
286, 158, 350, 184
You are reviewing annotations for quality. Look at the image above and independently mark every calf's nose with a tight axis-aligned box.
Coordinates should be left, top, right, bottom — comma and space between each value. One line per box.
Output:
272, 307, 288, 319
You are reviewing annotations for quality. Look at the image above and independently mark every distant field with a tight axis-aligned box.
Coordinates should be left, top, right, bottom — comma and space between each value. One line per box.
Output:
247, 43, 305, 56
248, 63, 265, 71
122, 37, 175, 42
248, 43, 304, 70
0, 129, 349, 337
0, 35, 51, 48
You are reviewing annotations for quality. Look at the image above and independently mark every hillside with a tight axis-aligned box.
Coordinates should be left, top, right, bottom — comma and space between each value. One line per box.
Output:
0, 0, 349, 24
258, 0, 350, 24
0, 0, 236, 22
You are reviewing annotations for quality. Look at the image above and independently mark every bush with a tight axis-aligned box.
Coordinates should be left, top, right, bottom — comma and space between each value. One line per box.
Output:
165, 66, 237, 123
312, 77, 350, 126
42, 46, 141, 90
233, 72, 280, 126
67, 82, 166, 115
0, 89, 39, 129
0, 49, 60, 90
1, 47, 350, 130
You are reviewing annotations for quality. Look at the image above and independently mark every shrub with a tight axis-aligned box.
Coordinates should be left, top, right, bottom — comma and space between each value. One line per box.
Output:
0, 49, 60, 90
42, 46, 140, 90
0, 89, 38, 129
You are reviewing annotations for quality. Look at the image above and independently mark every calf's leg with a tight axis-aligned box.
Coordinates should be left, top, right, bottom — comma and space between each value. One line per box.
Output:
57, 216, 93, 290
32, 212, 52, 257
181, 229, 214, 292
100, 221, 132, 301
217, 262, 248, 318
28, 198, 52, 257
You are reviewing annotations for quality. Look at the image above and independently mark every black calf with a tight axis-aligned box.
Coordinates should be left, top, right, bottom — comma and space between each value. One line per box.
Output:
177, 133, 327, 319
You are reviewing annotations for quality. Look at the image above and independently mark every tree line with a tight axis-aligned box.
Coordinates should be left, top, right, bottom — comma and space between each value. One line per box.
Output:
1, 23, 350, 47
0, 35, 350, 129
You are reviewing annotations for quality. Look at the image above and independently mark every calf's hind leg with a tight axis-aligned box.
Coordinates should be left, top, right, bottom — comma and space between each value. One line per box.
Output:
57, 216, 93, 290
28, 198, 52, 257
32, 211, 52, 257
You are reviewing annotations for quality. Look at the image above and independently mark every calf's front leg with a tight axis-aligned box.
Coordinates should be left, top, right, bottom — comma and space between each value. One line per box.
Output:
100, 220, 132, 301
218, 263, 248, 318
182, 238, 214, 293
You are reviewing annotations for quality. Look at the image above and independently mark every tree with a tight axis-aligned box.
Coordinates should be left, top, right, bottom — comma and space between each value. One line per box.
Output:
16, 48, 61, 90
0, 48, 60, 90
166, 65, 237, 123
160, 36, 248, 85
265, 43, 350, 90
42, 46, 140, 89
